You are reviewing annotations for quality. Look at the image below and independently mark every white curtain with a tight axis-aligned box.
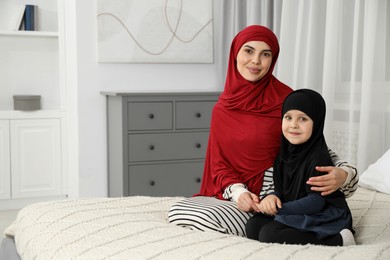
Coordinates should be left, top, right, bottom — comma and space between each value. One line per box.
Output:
216, 0, 390, 173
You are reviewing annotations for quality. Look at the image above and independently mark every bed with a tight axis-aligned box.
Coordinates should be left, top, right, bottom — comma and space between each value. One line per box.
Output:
2, 149, 390, 260
0, 186, 389, 260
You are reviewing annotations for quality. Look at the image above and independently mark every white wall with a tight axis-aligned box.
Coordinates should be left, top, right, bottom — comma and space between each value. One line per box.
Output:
75, 1, 223, 197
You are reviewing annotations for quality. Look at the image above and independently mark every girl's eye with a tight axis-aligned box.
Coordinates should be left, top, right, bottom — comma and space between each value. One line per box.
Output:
300, 117, 308, 122
244, 48, 253, 54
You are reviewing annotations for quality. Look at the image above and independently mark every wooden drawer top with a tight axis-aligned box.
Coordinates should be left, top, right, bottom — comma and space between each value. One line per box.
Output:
128, 132, 208, 162
101, 91, 221, 97
127, 102, 173, 130
176, 101, 214, 129
128, 162, 203, 196
127, 99, 216, 131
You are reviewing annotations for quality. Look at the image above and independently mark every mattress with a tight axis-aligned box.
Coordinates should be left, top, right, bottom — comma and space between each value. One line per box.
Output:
2, 187, 390, 259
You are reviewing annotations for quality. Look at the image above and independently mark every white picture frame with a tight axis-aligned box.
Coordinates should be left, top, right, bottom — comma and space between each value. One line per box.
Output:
96, 0, 214, 63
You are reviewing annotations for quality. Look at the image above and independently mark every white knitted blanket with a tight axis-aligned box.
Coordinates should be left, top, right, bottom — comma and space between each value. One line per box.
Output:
4, 187, 390, 260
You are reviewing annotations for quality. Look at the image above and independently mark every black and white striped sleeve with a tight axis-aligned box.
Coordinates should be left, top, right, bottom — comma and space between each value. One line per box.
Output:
328, 148, 359, 198
223, 167, 275, 202
223, 183, 249, 202
259, 167, 275, 199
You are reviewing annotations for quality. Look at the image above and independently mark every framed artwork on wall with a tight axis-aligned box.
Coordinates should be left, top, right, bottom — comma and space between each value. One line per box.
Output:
96, 0, 214, 63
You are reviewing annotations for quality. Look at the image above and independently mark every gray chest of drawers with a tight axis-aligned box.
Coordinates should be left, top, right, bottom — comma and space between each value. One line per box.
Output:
102, 91, 220, 197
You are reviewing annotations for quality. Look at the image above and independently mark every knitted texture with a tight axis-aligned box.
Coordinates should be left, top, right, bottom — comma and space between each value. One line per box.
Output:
5, 187, 390, 260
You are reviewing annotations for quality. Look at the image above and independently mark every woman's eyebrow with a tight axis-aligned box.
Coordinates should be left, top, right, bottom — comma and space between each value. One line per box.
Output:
243, 45, 272, 52
243, 44, 255, 50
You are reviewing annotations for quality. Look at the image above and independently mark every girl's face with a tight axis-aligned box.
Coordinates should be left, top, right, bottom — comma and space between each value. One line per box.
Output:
282, 110, 313, 145
236, 41, 273, 82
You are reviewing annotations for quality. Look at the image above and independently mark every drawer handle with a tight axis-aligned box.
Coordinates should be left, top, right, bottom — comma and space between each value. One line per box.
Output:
195, 112, 202, 118
149, 180, 155, 186
148, 113, 155, 119
149, 145, 155, 150
195, 177, 201, 183
195, 143, 202, 148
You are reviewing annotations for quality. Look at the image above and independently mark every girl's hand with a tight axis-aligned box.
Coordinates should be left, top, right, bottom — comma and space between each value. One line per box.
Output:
237, 192, 261, 213
259, 195, 281, 216
307, 166, 348, 195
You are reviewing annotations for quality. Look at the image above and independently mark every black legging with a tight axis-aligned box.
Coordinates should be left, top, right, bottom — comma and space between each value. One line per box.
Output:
246, 214, 342, 246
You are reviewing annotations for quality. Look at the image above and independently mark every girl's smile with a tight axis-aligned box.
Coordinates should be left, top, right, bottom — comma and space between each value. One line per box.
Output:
282, 109, 313, 145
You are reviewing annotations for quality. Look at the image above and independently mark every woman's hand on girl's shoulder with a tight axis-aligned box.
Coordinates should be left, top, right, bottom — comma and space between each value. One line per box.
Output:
307, 166, 348, 195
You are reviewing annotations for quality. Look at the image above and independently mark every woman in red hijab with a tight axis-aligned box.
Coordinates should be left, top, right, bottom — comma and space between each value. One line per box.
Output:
197, 25, 292, 201
168, 25, 358, 237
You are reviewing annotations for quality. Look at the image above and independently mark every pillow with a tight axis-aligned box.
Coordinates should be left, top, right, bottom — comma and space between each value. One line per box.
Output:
359, 149, 390, 194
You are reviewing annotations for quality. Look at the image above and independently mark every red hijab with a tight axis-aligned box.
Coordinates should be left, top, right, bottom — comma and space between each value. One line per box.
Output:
196, 25, 292, 199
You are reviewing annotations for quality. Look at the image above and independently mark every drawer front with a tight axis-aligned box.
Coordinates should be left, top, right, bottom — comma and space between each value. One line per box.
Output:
128, 162, 203, 196
176, 101, 215, 129
127, 102, 173, 130
128, 132, 209, 162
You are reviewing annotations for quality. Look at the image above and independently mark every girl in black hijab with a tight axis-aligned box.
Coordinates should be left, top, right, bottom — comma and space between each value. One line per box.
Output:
246, 89, 354, 246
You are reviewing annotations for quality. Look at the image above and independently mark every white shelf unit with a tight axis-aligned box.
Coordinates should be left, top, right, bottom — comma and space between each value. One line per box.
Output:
0, 0, 68, 209
0, 30, 58, 37
0, 0, 58, 33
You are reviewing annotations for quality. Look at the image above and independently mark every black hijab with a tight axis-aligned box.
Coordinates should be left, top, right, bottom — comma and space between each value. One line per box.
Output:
274, 89, 345, 206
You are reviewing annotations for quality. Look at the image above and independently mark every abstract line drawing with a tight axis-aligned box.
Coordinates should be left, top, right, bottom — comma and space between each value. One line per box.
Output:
96, 0, 214, 63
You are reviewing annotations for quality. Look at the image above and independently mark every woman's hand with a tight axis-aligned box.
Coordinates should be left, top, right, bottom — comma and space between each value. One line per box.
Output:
237, 192, 261, 213
259, 195, 281, 216
306, 166, 348, 196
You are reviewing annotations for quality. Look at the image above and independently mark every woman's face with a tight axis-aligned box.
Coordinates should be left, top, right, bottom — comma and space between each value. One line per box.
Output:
236, 41, 273, 82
